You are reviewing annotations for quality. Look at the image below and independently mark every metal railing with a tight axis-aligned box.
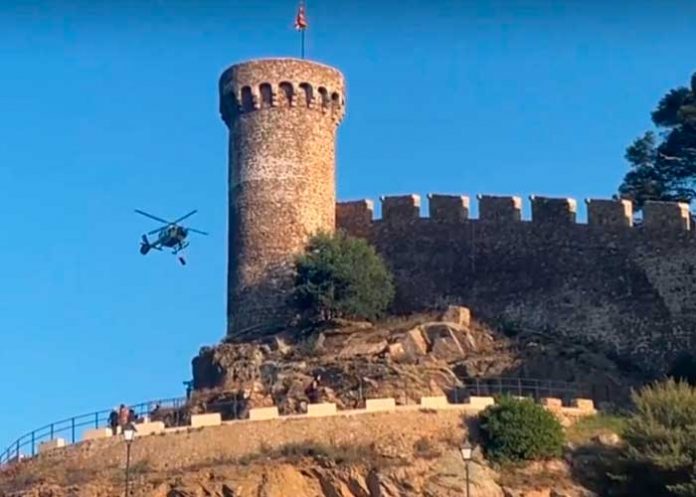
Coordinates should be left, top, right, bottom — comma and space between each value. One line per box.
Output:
0, 376, 614, 467
347, 375, 600, 409
452, 377, 585, 403
0, 397, 186, 466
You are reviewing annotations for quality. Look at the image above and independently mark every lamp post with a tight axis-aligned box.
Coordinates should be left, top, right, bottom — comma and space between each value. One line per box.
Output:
123, 423, 136, 497
460, 442, 473, 497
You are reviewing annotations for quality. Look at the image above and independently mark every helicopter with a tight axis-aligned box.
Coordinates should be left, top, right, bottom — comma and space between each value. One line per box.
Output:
135, 209, 208, 265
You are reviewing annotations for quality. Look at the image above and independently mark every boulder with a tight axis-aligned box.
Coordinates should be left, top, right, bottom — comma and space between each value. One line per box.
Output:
592, 432, 621, 446
387, 342, 406, 361
422, 323, 466, 359
426, 450, 504, 497
401, 327, 429, 358
440, 306, 471, 327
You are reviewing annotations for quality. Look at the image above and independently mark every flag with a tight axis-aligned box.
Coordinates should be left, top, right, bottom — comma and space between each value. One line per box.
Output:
295, 1, 308, 30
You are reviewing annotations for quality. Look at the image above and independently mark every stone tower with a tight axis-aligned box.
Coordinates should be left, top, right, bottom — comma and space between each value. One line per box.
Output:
219, 58, 346, 336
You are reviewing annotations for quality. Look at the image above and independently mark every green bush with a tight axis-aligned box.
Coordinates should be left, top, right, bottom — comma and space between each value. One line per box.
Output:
479, 396, 564, 463
291, 231, 395, 322
611, 379, 696, 497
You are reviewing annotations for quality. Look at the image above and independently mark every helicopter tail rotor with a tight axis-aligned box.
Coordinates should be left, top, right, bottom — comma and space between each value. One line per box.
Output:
140, 235, 151, 255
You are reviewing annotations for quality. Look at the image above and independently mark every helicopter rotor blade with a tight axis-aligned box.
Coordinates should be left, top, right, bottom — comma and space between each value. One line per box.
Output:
187, 228, 209, 236
171, 210, 198, 225
147, 227, 163, 235
134, 209, 171, 225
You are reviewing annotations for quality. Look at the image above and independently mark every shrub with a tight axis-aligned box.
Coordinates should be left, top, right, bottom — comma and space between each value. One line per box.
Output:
479, 396, 564, 463
291, 231, 395, 322
611, 379, 696, 497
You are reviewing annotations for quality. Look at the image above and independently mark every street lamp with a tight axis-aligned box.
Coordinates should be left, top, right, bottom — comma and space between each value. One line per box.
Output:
460, 441, 473, 497
123, 423, 136, 497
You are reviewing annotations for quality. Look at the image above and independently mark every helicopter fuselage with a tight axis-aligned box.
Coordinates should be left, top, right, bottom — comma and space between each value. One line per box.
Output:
156, 226, 188, 248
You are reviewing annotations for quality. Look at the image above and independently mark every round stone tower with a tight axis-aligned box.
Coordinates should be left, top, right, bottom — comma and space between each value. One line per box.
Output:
219, 58, 346, 336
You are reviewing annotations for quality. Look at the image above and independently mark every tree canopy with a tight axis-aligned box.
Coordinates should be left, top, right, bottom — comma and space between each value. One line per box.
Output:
618, 73, 696, 208
291, 231, 395, 323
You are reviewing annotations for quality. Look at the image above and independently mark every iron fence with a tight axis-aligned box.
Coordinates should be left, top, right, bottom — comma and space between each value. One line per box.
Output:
353, 376, 596, 407
453, 377, 584, 403
0, 376, 613, 467
0, 397, 186, 466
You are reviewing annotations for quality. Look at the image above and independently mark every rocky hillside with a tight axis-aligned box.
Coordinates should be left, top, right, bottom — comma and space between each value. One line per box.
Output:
189, 307, 644, 418
0, 306, 638, 497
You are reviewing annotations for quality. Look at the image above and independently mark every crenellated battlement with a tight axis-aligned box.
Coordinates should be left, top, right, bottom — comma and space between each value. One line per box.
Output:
336, 194, 692, 233
219, 58, 345, 124
336, 193, 696, 373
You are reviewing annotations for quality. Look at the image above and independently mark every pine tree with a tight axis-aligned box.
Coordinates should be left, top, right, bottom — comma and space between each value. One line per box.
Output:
619, 73, 696, 208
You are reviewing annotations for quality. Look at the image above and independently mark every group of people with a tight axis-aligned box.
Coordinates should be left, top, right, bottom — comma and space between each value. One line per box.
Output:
107, 404, 138, 435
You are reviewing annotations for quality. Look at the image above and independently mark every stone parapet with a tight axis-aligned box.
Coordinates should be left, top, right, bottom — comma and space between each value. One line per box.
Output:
248, 407, 280, 421
306, 403, 337, 417
83, 428, 113, 442
38, 438, 65, 454
365, 398, 396, 412
191, 413, 222, 428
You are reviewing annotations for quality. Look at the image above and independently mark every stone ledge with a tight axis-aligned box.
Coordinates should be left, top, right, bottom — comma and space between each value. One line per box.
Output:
419, 396, 450, 409
134, 421, 166, 437
38, 438, 66, 454
249, 407, 280, 421
306, 403, 337, 417
365, 398, 396, 412
83, 428, 113, 442
190, 413, 222, 428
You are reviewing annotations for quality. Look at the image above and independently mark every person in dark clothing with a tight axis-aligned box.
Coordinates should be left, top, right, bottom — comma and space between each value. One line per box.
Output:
128, 408, 137, 424
108, 408, 119, 436
305, 374, 322, 404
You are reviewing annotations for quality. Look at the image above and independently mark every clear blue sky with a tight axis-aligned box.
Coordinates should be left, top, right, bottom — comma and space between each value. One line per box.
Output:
1, 0, 694, 445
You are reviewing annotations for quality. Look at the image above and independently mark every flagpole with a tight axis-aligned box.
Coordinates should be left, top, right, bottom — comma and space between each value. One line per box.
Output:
302, 0, 306, 59
295, 0, 307, 59
301, 29, 305, 59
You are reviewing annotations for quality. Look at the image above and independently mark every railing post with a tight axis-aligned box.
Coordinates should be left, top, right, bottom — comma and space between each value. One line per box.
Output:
517, 378, 522, 397
71, 418, 76, 444
31, 432, 35, 457
94, 412, 99, 429
50, 424, 54, 440
15, 440, 19, 460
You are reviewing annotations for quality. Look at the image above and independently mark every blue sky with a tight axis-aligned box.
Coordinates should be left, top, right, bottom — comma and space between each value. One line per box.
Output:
0, 0, 694, 446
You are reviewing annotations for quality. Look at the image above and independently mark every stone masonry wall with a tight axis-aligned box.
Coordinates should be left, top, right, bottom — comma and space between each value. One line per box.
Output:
33, 410, 465, 473
337, 195, 696, 373
220, 59, 345, 336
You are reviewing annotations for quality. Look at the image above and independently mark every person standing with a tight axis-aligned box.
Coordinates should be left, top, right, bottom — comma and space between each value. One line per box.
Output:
108, 408, 119, 436
118, 404, 129, 430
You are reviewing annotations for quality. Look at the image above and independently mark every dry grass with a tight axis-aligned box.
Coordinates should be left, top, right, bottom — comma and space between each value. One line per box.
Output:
565, 414, 628, 445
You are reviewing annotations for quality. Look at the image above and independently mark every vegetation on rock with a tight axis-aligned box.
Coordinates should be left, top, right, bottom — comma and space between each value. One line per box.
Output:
610, 379, 696, 497
479, 396, 564, 463
292, 231, 395, 322
618, 72, 696, 208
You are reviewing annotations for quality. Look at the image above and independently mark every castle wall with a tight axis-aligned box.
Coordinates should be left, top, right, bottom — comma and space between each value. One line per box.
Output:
337, 195, 696, 372
220, 59, 345, 336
